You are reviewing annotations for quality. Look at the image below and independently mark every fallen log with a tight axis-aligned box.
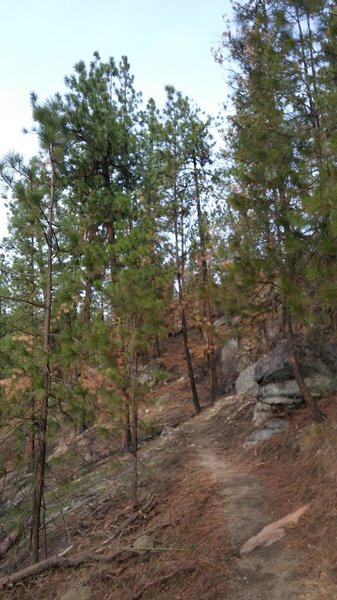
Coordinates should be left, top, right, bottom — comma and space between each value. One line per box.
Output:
0, 547, 135, 590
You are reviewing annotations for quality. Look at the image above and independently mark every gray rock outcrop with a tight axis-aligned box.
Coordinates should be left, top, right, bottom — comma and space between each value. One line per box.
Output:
220, 338, 254, 394
235, 338, 337, 425
235, 364, 259, 397
245, 418, 289, 446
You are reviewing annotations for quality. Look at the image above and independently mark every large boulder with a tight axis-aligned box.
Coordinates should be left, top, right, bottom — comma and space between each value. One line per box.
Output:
220, 338, 254, 394
235, 364, 259, 396
260, 374, 337, 400
254, 339, 337, 386
236, 338, 337, 423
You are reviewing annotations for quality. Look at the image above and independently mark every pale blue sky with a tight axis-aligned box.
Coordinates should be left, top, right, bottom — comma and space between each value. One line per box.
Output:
0, 0, 231, 235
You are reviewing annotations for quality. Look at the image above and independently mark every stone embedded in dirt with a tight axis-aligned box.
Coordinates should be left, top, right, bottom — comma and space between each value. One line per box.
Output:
240, 504, 310, 555
160, 425, 175, 437
60, 586, 92, 600
245, 418, 289, 446
252, 402, 274, 426
133, 534, 154, 552
138, 362, 168, 387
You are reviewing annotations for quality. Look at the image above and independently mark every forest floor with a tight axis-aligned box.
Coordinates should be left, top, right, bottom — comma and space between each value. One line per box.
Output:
1, 333, 337, 599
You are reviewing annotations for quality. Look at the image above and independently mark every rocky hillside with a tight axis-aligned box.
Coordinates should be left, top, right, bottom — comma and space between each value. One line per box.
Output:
1, 330, 337, 599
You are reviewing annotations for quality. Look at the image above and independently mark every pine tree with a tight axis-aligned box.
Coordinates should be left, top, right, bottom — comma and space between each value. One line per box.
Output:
216, 0, 326, 420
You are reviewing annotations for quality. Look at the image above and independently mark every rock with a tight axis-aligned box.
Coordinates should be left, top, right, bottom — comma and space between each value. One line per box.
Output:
254, 339, 336, 386
156, 393, 170, 405
304, 373, 337, 396
254, 340, 295, 385
220, 338, 254, 394
84, 451, 93, 463
213, 315, 227, 328
260, 380, 301, 399
133, 534, 154, 552
260, 373, 337, 401
245, 418, 289, 447
48, 439, 69, 461
252, 402, 273, 426
61, 586, 92, 600
319, 341, 337, 370
260, 396, 302, 406
138, 363, 168, 388
160, 426, 175, 437
235, 364, 259, 397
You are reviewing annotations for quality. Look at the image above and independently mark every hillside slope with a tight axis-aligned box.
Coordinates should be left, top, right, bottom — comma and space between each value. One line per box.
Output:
1, 335, 337, 599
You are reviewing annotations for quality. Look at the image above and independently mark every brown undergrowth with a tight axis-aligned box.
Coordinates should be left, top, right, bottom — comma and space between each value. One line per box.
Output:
245, 393, 337, 582
3, 330, 337, 597
1, 433, 232, 600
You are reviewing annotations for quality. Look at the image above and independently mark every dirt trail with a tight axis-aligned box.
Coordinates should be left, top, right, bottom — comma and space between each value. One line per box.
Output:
176, 396, 333, 600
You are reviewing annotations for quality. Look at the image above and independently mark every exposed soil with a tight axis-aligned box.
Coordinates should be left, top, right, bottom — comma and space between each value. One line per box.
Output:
1, 333, 337, 599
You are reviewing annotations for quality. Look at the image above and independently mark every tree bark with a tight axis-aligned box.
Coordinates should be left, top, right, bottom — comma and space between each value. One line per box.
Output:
192, 157, 217, 404
128, 316, 139, 507
173, 201, 201, 415
29, 144, 56, 563
285, 310, 325, 422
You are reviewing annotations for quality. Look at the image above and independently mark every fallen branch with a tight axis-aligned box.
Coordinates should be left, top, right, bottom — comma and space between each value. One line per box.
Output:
0, 548, 135, 589
100, 494, 157, 547
131, 564, 197, 600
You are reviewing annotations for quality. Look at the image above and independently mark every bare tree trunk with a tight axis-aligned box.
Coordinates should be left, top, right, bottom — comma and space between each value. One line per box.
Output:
121, 392, 132, 452
174, 203, 201, 415
130, 316, 138, 507
29, 145, 56, 563
181, 308, 201, 414
193, 158, 217, 405
285, 310, 325, 423
153, 336, 160, 358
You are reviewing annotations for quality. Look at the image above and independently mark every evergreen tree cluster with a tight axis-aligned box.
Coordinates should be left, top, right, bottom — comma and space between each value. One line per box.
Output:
1, 0, 337, 563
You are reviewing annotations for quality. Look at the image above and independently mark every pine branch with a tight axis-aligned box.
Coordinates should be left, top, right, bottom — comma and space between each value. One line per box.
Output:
0, 295, 45, 308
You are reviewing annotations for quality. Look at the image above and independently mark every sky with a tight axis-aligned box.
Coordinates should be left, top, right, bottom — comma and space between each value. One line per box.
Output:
0, 0, 231, 237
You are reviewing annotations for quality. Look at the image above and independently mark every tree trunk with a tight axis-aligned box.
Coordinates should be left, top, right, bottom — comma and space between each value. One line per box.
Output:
193, 158, 217, 405
174, 203, 201, 415
29, 145, 56, 563
181, 308, 201, 414
121, 394, 132, 452
153, 336, 160, 358
130, 316, 138, 507
285, 310, 325, 423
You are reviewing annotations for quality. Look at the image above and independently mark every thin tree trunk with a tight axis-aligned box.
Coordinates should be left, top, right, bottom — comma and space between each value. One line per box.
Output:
121, 392, 132, 452
30, 145, 56, 563
181, 308, 201, 414
174, 204, 201, 415
192, 158, 218, 404
285, 310, 325, 422
130, 316, 138, 507
153, 336, 160, 358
